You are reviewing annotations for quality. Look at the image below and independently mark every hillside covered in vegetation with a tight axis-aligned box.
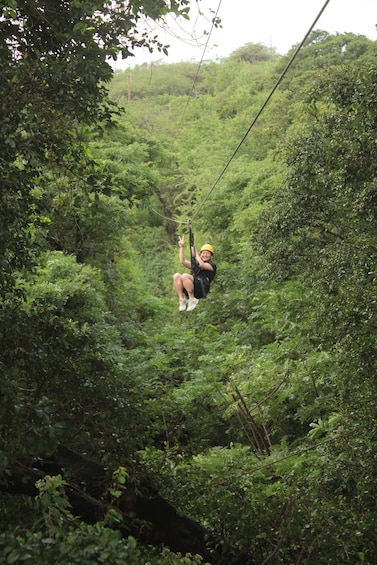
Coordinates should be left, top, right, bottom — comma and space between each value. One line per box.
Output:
1, 1, 377, 562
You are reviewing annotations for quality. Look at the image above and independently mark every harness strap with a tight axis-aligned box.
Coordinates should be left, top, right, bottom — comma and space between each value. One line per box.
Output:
189, 220, 209, 298
197, 275, 209, 299
189, 220, 200, 276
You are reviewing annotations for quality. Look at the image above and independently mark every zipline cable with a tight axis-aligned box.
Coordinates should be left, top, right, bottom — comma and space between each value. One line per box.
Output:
150, 1, 223, 225
150, 207, 190, 225
151, 0, 331, 227
176, 0, 223, 133
191, 0, 332, 220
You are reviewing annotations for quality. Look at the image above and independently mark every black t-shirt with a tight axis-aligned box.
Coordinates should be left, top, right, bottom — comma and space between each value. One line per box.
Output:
197, 261, 216, 282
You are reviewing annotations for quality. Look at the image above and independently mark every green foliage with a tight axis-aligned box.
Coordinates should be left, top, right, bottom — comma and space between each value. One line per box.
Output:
109, 466, 129, 500
229, 42, 279, 62
1, 251, 151, 462
2, 17, 377, 564
122, 33, 377, 563
0, 475, 207, 564
0, 0, 194, 296
113, 62, 199, 100
257, 62, 377, 361
275, 30, 377, 89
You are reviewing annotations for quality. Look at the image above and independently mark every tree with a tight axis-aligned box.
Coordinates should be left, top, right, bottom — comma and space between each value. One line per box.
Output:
0, 0, 191, 292
274, 30, 377, 89
3, 12, 377, 561
229, 42, 279, 62
1, 2, 239, 562
253, 60, 377, 561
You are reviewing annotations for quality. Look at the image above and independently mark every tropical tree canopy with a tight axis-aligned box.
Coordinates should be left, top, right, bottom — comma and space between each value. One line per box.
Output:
1, 3, 377, 561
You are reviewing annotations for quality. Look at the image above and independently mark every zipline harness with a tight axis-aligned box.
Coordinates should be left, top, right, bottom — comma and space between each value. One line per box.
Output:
188, 220, 211, 299
188, 220, 199, 276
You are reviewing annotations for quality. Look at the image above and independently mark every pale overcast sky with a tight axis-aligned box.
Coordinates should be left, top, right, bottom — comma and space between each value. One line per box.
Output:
114, 0, 377, 69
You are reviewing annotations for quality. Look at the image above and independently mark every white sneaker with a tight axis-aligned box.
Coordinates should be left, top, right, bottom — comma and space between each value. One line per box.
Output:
186, 298, 199, 311
179, 299, 187, 311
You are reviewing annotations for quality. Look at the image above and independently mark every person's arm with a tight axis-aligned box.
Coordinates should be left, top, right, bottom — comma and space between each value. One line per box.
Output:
197, 260, 214, 271
178, 235, 191, 269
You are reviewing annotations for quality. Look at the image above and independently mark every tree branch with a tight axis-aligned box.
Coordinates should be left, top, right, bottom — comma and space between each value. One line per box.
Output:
0, 445, 256, 564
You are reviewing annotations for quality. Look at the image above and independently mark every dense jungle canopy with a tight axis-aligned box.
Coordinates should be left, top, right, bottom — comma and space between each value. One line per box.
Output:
1, 0, 377, 563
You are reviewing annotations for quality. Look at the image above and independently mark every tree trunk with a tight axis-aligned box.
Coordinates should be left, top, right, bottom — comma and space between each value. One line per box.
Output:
0, 445, 255, 564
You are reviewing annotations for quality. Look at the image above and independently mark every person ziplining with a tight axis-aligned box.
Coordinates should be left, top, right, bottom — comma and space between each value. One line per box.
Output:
173, 233, 216, 312
167, 0, 323, 314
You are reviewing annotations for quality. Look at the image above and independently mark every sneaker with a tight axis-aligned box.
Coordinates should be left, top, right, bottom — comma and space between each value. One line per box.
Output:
179, 299, 187, 311
186, 298, 199, 312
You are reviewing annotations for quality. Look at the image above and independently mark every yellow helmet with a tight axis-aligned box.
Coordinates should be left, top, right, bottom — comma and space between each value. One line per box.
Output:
200, 244, 214, 255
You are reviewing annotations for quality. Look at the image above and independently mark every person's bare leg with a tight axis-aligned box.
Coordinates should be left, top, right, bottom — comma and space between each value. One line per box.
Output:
181, 273, 195, 299
173, 273, 191, 311
182, 274, 199, 311
173, 273, 186, 300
